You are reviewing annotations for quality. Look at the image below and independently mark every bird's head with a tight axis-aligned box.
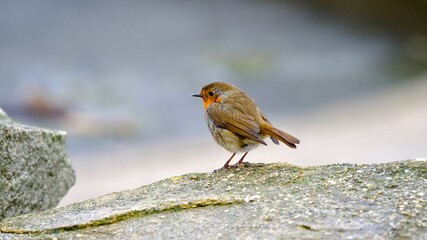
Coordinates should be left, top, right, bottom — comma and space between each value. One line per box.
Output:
192, 82, 235, 110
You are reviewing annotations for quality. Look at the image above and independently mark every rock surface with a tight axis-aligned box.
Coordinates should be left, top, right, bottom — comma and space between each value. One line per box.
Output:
0, 108, 75, 220
0, 160, 426, 239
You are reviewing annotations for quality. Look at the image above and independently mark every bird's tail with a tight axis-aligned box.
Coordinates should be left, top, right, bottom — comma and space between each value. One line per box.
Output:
261, 124, 300, 149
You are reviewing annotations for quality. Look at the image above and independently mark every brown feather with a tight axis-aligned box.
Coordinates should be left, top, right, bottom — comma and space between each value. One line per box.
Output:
260, 123, 300, 149
207, 105, 267, 145
206, 89, 267, 146
259, 110, 280, 145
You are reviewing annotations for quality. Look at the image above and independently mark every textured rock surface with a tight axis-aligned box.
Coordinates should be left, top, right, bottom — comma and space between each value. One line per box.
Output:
0, 160, 425, 239
0, 108, 75, 220
0, 109, 7, 119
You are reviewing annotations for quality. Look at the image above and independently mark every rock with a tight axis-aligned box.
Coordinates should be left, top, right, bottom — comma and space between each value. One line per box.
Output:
0, 109, 7, 119
0, 108, 75, 221
0, 160, 425, 239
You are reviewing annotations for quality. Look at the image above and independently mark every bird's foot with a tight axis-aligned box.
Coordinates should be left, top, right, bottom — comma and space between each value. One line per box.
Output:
213, 162, 251, 173
228, 161, 250, 169
213, 164, 232, 173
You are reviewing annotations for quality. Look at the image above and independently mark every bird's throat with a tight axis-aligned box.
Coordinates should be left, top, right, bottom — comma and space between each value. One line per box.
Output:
203, 97, 221, 110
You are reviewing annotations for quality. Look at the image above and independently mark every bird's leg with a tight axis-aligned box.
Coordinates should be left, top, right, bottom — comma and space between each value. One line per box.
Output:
223, 153, 236, 168
213, 153, 236, 173
237, 152, 249, 164
228, 152, 249, 168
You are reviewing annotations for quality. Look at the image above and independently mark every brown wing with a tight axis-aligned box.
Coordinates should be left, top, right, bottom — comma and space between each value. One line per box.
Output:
259, 110, 280, 145
207, 103, 267, 146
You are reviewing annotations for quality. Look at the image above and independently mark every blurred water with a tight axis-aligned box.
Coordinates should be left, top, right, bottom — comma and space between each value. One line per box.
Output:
0, 0, 419, 155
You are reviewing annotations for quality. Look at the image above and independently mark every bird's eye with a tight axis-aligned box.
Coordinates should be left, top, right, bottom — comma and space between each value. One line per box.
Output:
208, 91, 214, 96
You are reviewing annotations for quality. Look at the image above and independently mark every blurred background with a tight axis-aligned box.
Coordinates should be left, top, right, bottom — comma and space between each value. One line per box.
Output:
0, 0, 426, 205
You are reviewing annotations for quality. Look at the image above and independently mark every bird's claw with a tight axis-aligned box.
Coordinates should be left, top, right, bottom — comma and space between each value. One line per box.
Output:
213, 162, 251, 173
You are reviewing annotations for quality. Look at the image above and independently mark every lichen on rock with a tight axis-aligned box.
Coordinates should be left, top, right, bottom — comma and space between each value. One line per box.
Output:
0, 159, 425, 239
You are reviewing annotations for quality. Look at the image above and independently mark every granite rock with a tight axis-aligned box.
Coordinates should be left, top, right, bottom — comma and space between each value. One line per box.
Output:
0, 159, 425, 239
0, 108, 75, 220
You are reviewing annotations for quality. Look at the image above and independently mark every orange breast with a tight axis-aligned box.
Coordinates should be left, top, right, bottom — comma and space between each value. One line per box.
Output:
203, 97, 221, 110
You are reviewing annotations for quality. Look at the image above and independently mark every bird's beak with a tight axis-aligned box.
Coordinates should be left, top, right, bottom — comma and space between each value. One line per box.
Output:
192, 94, 202, 97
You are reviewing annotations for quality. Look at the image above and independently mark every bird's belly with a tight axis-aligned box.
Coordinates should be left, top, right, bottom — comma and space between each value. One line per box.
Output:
206, 120, 260, 153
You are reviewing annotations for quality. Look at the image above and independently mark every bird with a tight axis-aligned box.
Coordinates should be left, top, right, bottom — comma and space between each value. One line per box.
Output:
193, 82, 300, 171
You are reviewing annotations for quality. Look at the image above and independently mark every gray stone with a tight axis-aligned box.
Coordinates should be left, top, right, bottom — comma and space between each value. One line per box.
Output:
0, 160, 426, 239
0, 108, 75, 221
0, 109, 7, 119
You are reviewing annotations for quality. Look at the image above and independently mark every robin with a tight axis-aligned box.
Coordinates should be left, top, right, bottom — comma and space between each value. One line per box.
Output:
193, 82, 300, 171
